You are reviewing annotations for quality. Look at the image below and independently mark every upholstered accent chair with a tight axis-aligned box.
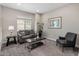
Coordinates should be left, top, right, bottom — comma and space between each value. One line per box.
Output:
56, 32, 77, 52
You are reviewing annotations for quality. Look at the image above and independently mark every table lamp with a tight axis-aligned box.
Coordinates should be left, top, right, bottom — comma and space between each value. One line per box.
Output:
8, 25, 14, 36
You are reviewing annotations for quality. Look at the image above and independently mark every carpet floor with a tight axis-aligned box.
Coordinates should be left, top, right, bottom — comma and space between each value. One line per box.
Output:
0, 39, 78, 56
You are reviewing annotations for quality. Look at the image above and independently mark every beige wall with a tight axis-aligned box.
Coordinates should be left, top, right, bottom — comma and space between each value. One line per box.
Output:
1, 3, 79, 46
34, 13, 41, 33
1, 6, 35, 43
42, 4, 79, 41
0, 6, 2, 50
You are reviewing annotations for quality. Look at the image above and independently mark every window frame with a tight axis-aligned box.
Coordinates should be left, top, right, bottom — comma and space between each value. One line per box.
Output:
17, 18, 32, 31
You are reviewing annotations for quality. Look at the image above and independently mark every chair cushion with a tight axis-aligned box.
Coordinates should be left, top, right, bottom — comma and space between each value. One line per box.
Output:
22, 35, 32, 39
29, 30, 35, 34
57, 39, 66, 45
25, 30, 30, 35
65, 32, 76, 42
19, 30, 26, 36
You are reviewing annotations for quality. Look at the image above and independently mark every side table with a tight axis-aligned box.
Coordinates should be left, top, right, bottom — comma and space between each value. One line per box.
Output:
6, 36, 17, 46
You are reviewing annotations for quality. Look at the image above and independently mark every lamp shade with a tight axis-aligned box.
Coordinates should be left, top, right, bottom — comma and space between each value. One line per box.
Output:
8, 26, 14, 30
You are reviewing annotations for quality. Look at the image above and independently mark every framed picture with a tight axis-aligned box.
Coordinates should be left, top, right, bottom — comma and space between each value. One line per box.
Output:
48, 17, 62, 29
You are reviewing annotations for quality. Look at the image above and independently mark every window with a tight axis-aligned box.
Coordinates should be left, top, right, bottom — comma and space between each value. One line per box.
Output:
25, 19, 32, 30
17, 18, 32, 31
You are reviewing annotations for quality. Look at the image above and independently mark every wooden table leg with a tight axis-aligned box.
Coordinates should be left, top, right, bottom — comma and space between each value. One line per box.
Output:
6, 38, 9, 46
14, 37, 17, 44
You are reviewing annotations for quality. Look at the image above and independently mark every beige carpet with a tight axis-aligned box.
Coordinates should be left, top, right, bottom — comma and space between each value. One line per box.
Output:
0, 39, 78, 56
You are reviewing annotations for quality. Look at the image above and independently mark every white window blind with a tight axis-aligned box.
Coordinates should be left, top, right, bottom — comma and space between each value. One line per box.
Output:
17, 18, 32, 31
25, 19, 32, 30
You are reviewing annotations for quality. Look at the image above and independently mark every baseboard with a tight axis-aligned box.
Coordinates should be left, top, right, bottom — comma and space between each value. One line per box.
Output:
46, 37, 56, 41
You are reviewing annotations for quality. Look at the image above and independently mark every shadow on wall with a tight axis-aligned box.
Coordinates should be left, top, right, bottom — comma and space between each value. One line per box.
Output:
76, 34, 79, 48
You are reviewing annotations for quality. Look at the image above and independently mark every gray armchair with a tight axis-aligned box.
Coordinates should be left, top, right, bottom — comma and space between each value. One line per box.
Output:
17, 30, 37, 44
56, 32, 77, 51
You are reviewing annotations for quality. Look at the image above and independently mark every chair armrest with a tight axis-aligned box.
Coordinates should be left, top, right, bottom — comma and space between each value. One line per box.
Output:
17, 33, 22, 36
59, 36, 65, 40
17, 33, 22, 39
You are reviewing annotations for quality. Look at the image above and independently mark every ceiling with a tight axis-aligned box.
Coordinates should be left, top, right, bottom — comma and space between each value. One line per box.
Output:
0, 3, 69, 14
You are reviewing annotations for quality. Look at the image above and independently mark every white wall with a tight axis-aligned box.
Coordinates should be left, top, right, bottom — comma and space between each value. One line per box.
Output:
42, 4, 79, 41
2, 6, 35, 43
0, 6, 2, 50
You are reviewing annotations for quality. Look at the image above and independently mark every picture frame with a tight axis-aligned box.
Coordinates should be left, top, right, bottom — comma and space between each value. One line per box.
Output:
48, 17, 62, 29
